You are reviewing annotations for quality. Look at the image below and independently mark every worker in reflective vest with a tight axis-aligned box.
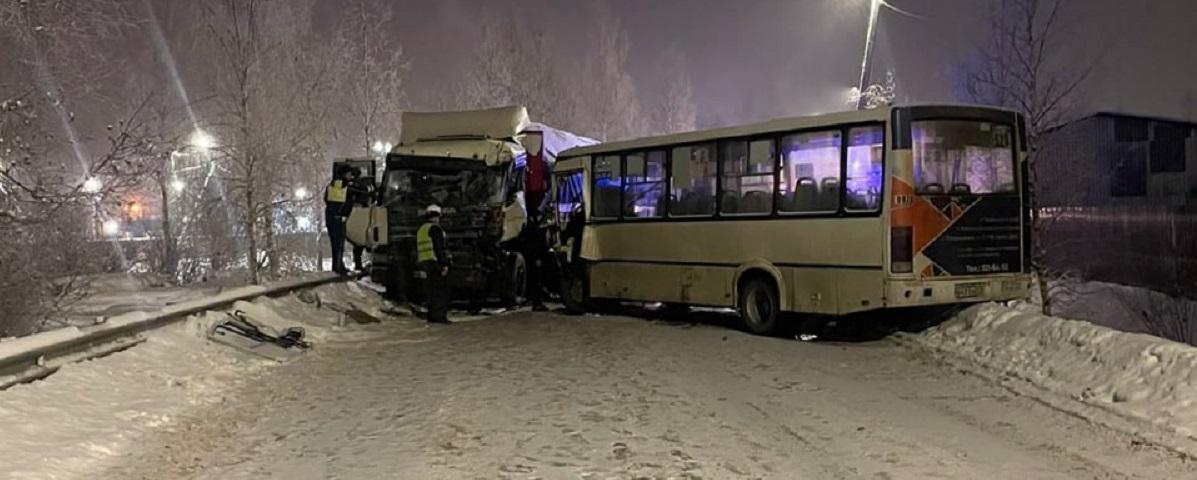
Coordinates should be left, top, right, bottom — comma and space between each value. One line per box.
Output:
416, 204, 450, 323
324, 166, 354, 275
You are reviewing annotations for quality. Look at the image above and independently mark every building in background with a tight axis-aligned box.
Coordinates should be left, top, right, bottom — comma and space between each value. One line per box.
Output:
1038, 112, 1196, 297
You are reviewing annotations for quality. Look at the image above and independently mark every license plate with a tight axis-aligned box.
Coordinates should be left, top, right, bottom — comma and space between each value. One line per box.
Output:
955, 282, 986, 299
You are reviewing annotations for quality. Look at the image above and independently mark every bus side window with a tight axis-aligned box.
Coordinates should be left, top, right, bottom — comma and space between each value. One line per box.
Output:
845, 125, 884, 211
592, 155, 623, 219
720, 139, 775, 215
624, 151, 666, 218
780, 130, 841, 213
669, 144, 716, 217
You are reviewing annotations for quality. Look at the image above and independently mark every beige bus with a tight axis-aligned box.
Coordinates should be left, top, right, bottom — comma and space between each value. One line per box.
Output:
548, 104, 1031, 334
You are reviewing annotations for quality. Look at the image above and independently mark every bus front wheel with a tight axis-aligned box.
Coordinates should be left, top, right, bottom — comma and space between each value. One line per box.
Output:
739, 277, 780, 335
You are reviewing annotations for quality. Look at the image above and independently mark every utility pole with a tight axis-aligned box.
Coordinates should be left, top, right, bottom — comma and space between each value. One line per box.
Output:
856, 0, 882, 110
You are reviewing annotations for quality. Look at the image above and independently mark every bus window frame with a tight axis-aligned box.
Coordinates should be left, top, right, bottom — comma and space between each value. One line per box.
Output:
582, 120, 887, 225
622, 149, 669, 221
908, 119, 1018, 197
667, 142, 718, 219
717, 135, 779, 218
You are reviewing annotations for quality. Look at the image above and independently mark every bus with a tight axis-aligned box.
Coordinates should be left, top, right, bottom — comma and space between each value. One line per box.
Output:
548, 104, 1031, 334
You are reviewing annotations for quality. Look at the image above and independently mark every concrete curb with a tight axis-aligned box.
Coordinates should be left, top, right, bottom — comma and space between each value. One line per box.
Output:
0, 273, 354, 385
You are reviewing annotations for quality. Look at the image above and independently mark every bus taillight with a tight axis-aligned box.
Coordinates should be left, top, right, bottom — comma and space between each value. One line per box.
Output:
891, 226, 913, 273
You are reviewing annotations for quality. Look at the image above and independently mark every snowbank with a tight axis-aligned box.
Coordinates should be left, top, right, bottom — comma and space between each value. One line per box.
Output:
912, 301, 1197, 440
0, 281, 392, 479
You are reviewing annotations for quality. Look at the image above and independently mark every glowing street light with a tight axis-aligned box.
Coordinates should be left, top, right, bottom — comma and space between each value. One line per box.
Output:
101, 219, 121, 237
190, 130, 215, 152
82, 177, 102, 194
294, 186, 310, 200
372, 141, 393, 155
171, 178, 186, 193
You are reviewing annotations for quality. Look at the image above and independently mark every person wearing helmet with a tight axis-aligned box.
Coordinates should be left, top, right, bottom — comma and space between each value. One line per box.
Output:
416, 204, 450, 323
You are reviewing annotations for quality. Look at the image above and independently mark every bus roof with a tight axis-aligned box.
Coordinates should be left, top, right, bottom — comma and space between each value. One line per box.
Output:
559, 104, 1020, 158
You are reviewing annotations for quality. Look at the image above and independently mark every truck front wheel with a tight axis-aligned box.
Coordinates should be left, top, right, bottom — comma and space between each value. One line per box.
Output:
500, 253, 526, 308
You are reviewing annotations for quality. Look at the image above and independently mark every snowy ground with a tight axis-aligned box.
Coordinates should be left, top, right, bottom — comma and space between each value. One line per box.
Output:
0, 281, 387, 479
909, 299, 1197, 456
18, 305, 1176, 479
6, 278, 1197, 479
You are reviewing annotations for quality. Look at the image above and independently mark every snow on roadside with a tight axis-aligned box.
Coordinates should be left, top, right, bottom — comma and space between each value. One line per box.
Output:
910, 301, 1197, 441
0, 282, 388, 480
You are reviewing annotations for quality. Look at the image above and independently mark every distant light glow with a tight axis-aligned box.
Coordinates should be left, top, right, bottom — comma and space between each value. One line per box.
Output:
171, 179, 186, 193
190, 130, 215, 151
82, 177, 102, 193
294, 187, 310, 200
101, 219, 121, 236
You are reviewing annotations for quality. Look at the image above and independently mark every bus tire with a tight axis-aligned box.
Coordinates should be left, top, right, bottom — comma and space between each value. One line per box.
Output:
738, 277, 780, 335
560, 270, 588, 315
500, 253, 527, 308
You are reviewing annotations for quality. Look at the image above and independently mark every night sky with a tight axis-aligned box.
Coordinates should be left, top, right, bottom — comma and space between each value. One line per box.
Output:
331, 0, 1196, 126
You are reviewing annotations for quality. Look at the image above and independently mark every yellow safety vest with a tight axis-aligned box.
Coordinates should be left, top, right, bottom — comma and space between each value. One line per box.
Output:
326, 180, 347, 203
416, 223, 438, 263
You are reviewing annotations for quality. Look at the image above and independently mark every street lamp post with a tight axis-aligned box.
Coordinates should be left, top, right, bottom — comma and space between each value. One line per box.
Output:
856, 0, 883, 110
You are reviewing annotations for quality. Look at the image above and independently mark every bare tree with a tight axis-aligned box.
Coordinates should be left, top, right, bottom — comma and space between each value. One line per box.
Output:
962, 0, 1094, 315
454, 14, 579, 132
195, 0, 331, 283
651, 45, 697, 135
578, 7, 642, 141
0, 1, 153, 335
332, 0, 407, 157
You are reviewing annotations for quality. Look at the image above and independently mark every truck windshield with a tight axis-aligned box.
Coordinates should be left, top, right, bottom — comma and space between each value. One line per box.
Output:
381, 165, 504, 208
912, 120, 1016, 195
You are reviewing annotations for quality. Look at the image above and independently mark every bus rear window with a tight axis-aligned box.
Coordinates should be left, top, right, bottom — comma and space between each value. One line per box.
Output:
913, 120, 1015, 195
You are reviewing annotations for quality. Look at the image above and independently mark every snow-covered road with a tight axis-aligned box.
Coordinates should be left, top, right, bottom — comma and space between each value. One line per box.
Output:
98, 310, 1195, 479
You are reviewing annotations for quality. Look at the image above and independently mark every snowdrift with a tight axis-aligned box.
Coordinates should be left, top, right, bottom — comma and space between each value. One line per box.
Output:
913, 301, 1197, 440
0, 281, 389, 478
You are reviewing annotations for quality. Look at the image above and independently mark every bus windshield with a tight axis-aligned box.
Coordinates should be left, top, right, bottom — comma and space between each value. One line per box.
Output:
913, 120, 1015, 195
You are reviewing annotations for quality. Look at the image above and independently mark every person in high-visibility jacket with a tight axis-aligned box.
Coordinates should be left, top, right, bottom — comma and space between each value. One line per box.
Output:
417, 204, 450, 323
324, 166, 354, 275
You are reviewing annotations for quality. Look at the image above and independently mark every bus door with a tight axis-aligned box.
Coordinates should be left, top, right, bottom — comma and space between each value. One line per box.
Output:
551, 168, 586, 263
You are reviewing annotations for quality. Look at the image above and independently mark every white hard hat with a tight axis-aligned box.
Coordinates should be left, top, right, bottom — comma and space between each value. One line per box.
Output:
425, 204, 442, 215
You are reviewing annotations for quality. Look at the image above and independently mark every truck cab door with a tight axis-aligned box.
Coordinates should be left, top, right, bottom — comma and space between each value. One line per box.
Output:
335, 158, 386, 247
346, 205, 388, 247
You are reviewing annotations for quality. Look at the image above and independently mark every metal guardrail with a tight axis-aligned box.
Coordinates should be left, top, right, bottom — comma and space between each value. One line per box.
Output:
0, 273, 356, 389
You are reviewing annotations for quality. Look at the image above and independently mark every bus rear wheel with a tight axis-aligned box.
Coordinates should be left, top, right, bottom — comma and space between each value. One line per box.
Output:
739, 277, 780, 335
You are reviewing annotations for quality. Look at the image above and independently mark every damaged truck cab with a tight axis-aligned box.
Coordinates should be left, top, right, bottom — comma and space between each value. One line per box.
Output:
346, 106, 595, 307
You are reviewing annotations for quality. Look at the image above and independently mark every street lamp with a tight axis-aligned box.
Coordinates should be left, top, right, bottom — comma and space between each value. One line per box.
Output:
190, 130, 215, 152
82, 177, 102, 194
372, 141, 393, 156
856, 0, 883, 110
101, 219, 121, 237
294, 186, 310, 200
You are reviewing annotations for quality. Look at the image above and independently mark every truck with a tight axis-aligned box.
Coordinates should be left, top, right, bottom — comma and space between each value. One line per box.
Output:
345, 106, 596, 308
